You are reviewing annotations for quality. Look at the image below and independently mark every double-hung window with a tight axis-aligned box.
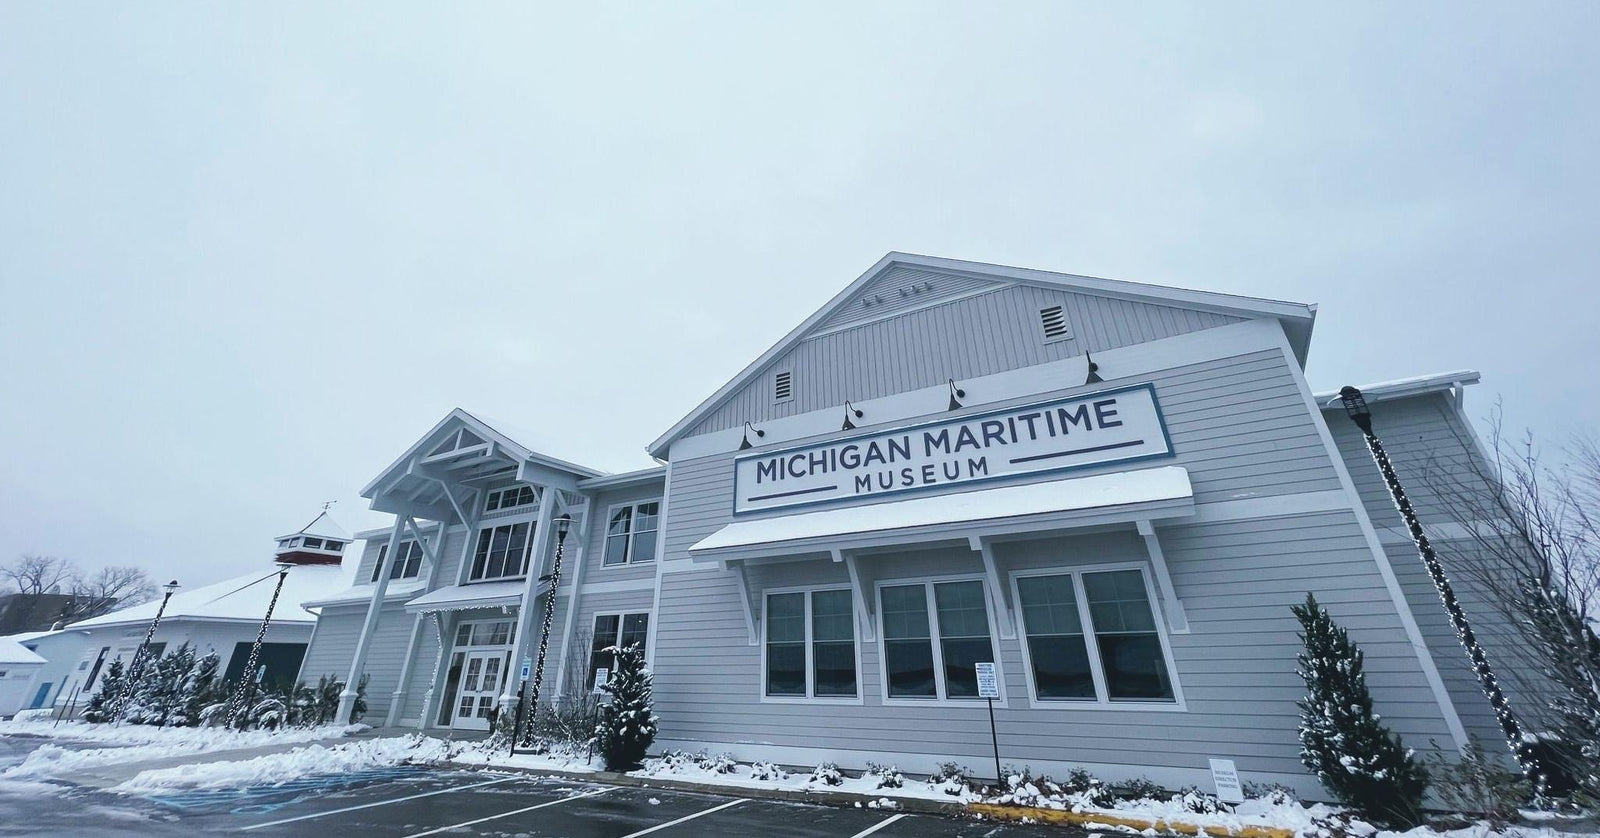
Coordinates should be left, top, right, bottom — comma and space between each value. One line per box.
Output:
603, 502, 660, 566
588, 612, 649, 689
370, 541, 425, 582
879, 579, 997, 700
1016, 567, 1176, 703
468, 522, 532, 581
764, 589, 857, 699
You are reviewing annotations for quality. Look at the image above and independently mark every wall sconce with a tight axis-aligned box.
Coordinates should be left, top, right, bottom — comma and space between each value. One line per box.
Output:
738, 421, 765, 450
947, 379, 966, 411
842, 401, 864, 431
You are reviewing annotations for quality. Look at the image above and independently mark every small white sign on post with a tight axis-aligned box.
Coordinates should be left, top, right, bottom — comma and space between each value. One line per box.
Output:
1209, 758, 1244, 804
591, 667, 610, 695
519, 657, 532, 682
975, 662, 1000, 699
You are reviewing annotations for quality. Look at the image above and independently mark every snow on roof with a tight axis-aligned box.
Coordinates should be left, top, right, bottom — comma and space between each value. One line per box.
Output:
1313, 370, 1480, 407
0, 639, 47, 665
300, 579, 428, 610
65, 563, 351, 631
458, 409, 606, 478
0, 629, 58, 645
280, 510, 351, 542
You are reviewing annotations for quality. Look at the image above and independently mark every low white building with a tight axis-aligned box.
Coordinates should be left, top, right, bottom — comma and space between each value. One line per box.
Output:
0, 639, 48, 717
12, 512, 355, 716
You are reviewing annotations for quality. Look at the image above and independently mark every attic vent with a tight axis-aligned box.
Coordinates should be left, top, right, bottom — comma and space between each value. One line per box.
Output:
774, 371, 793, 402
1039, 305, 1070, 340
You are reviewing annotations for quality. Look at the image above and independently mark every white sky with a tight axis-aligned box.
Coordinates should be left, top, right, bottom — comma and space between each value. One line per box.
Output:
2, 3, 1595, 590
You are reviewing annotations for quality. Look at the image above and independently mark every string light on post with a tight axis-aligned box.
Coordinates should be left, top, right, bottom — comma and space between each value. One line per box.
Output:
516, 511, 573, 750
1337, 385, 1545, 788
115, 579, 179, 722
226, 563, 292, 728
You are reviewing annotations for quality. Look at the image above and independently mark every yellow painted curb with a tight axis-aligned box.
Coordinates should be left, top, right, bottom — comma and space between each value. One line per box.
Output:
966, 803, 1295, 838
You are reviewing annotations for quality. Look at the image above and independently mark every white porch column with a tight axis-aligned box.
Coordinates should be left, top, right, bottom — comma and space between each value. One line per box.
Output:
339, 514, 407, 723
501, 488, 556, 711
386, 518, 443, 726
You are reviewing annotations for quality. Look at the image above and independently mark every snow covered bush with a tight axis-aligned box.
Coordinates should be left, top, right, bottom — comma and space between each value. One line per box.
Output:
807, 761, 844, 786
695, 752, 737, 774
1061, 767, 1114, 807
928, 761, 974, 796
865, 762, 903, 789
1175, 785, 1223, 814
749, 761, 788, 781
1111, 776, 1166, 801
1240, 781, 1297, 806
80, 658, 125, 723
595, 642, 657, 771
1293, 593, 1429, 828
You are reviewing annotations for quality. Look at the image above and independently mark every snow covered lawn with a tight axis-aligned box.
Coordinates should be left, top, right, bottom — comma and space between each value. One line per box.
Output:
111, 735, 450, 793
0, 720, 365, 781
451, 741, 600, 774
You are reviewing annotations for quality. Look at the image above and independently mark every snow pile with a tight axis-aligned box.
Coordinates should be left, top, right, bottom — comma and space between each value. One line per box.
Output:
0, 722, 363, 781
112, 735, 450, 793
633, 750, 974, 802
450, 740, 599, 774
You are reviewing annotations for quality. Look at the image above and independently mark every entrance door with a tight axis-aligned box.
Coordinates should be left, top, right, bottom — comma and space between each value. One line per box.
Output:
452, 650, 506, 731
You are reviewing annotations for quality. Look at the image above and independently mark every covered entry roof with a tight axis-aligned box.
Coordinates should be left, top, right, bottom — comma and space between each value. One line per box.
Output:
689, 466, 1193, 561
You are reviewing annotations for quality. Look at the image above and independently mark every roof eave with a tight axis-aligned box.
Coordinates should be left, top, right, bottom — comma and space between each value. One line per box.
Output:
1314, 370, 1481, 408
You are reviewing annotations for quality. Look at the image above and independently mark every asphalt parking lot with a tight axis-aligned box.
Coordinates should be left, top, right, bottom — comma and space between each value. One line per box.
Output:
4, 767, 1085, 837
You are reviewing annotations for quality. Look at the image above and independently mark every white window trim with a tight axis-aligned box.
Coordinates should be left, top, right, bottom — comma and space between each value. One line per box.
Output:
587, 611, 653, 687
466, 518, 538, 583
760, 585, 865, 706
452, 618, 517, 650
599, 501, 660, 569
484, 484, 537, 515
1009, 561, 1187, 712
370, 540, 427, 583
873, 573, 1008, 708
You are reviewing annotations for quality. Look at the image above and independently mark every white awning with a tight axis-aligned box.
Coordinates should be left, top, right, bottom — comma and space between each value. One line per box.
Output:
403, 579, 548, 614
690, 466, 1194, 562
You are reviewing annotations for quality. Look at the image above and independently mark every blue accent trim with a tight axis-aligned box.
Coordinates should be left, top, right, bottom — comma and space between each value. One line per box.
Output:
731, 382, 1176, 517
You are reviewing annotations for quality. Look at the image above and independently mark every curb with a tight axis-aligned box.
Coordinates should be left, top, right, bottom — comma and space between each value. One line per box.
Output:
444, 760, 966, 816
967, 803, 1296, 838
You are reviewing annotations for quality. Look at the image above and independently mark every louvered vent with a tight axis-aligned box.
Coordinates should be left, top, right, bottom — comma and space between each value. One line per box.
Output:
1039, 305, 1070, 339
774, 371, 793, 402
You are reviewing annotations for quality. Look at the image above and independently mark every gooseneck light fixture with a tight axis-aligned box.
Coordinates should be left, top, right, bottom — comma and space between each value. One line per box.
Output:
842, 401, 864, 431
1084, 353, 1104, 385
1337, 385, 1545, 789
947, 379, 966, 411
738, 421, 765, 450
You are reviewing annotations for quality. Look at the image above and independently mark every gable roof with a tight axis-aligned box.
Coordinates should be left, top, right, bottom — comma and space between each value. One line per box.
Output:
63, 564, 350, 631
0, 639, 46, 665
648, 252, 1318, 459
359, 408, 605, 500
278, 510, 351, 542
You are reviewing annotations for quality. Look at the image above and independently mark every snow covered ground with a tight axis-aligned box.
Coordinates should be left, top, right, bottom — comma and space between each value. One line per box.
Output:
111, 735, 451, 793
0, 719, 365, 782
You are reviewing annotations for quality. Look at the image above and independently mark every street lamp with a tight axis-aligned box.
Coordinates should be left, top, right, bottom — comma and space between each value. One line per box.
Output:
226, 563, 293, 728
1337, 385, 1544, 786
115, 579, 179, 722
513, 512, 573, 752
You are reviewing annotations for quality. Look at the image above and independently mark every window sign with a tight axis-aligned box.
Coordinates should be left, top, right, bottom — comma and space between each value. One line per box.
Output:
733, 383, 1171, 514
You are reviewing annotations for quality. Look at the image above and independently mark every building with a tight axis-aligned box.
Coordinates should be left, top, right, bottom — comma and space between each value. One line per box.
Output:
303, 253, 1523, 796
12, 512, 354, 715
0, 638, 48, 717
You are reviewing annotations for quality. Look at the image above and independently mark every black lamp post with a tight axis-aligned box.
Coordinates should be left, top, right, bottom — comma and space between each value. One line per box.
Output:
116, 579, 180, 721
226, 563, 292, 728
1337, 386, 1543, 784
513, 511, 573, 751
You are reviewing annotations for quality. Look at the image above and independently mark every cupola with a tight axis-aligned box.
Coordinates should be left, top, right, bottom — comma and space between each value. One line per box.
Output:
274, 509, 351, 566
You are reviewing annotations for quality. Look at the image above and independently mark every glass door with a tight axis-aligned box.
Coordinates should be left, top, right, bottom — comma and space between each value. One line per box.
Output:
451, 650, 506, 731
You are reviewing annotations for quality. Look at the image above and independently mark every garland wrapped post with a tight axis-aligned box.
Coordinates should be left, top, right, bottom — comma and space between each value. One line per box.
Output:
227, 565, 291, 728
1337, 386, 1544, 786
516, 511, 573, 749
114, 580, 180, 722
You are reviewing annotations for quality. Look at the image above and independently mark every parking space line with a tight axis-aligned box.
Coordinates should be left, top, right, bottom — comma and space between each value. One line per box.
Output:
401, 787, 612, 838
617, 798, 747, 838
239, 775, 519, 831
846, 813, 907, 838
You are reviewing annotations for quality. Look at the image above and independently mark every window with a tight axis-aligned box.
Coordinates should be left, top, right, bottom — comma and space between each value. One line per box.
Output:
588, 612, 649, 689
324, 540, 344, 551
774, 370, 793, 402
486, 485, 536, 513
1015, 567, 1176, 703
764, 589, 857, 699
454, 620, 515, 647
370, 541, 426, 582
468, 522, 532, 581
603, 502, 659, 566
880, 580, 996, 700
1039, 305, 1070, 339
303, 537, 324, 550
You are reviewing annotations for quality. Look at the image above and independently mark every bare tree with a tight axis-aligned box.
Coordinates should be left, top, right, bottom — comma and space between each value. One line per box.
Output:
1424, 407, 1600, 801
1, 554, 76, 595
60, 566, 157, 622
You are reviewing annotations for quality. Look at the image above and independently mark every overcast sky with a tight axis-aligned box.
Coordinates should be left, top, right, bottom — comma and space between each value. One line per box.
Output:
2, 3, 1595, 592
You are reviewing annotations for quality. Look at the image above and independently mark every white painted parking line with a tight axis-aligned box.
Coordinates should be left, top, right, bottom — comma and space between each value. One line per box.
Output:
617, 797, 747, 838
846, 813, 907, 838
401, 787, 612, 838
239, 775, 519, 831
